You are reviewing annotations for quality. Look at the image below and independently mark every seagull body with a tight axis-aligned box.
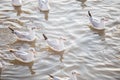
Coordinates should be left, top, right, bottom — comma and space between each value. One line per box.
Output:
12, 0, 22, 7
49, 71, 80, 80
47, 39, 65, 52
88, 11, 105, 30
38, 0, 50, 11
8, 27, 36, 42
9, 48, 35, 63
43, 34, 65, 52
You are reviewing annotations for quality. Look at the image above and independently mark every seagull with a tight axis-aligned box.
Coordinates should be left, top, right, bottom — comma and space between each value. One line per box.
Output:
8, 27, 37, 42
12, 0, 22, 7
38, 0, 50, 12
49, 71, 80, 80
9, 48, 36, 63
88, 11, 106, 30
42, 34, 66, 52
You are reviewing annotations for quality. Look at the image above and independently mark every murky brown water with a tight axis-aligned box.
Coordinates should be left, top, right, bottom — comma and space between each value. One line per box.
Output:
0, 0, 120, 80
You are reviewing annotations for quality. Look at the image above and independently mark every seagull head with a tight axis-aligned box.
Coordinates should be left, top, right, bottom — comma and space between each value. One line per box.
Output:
29, 48, 36, 54
71, 71, 80, 76
59, 36, 66, 41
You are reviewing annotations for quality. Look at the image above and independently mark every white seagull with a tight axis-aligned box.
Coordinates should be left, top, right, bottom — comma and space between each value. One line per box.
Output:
49, 71, 80, 80
88, 11, 106, 30
38, 0, 50, 11
9, 48, 36, 63
8, 27, 37, 42
43, 34, 65, 52
12, 0, 22, 7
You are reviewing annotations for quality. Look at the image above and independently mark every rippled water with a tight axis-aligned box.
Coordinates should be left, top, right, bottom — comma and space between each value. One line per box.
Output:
0, 0, 120, 80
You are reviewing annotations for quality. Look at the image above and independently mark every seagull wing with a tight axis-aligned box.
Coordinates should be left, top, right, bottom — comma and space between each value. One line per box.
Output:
13, 51, 34, 62
14, 31, 35, 41
90, 18, 104, 29
47, 39, 60, 50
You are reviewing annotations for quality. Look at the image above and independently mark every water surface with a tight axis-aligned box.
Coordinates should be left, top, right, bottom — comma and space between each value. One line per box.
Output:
0, 0, 120, 80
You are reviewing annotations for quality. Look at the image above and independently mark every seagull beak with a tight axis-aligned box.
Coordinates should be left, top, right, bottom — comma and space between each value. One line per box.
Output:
36, 27, 41, 30
60, 37, 66, 41
76, 72, 80, 75
104, 18, 108, 21
31, 49, 36, 54
33, 51, 37, 54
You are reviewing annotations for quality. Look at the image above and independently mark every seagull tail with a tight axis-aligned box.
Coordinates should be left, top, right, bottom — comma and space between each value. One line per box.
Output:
8, 27, 14, 34
48, 74, 54, 78
88, 11, 92, 17
43, 34, 48, 40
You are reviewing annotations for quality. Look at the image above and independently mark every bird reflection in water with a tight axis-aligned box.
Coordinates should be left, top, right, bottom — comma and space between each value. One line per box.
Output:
41, 11, 49, 20
76, 0, 87, 9
41, 46, 64, 62
13, 6, 22, 16
48, 71, 80, 80
9, 59, 35, 75
89, 26, 106, 41
46, 47, 64, 62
